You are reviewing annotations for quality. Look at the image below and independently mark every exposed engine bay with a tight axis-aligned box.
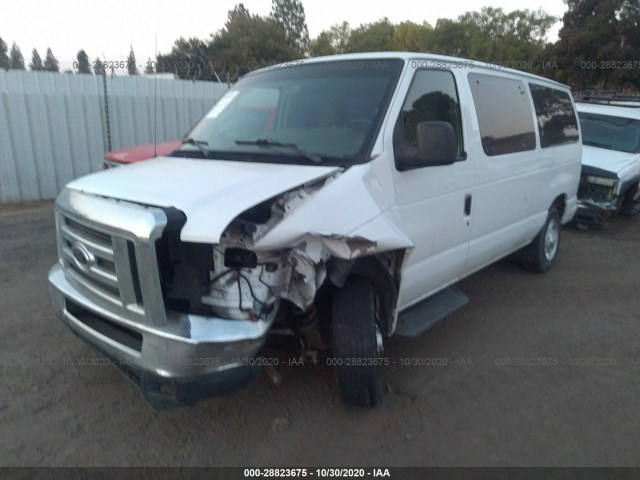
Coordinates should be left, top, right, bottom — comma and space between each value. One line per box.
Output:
155, 176, 387, 360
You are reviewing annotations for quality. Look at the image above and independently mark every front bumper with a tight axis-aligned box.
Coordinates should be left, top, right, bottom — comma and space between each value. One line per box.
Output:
49, 264, 266, 407
573, 199, 619, 227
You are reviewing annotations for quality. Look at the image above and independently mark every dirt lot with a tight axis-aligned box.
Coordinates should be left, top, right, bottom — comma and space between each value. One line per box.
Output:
1, 201, 639, 467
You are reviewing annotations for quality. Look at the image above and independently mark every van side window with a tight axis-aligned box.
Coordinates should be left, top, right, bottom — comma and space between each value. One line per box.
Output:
468, 73, 536, 156
529, 84, 580, 148
394, 69, 464, 165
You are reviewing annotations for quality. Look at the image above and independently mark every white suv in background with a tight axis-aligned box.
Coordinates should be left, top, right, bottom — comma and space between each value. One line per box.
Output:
574, 103, 640, 226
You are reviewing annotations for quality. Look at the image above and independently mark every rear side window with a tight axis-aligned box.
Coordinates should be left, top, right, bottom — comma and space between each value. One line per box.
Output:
468, 73, 536, 156
529, 84, 580, 148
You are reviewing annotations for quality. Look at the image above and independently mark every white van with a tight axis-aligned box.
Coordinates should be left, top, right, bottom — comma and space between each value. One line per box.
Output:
48, 53, 581, 408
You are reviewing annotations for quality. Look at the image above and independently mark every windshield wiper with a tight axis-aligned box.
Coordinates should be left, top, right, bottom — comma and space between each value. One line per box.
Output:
235, 139, 322, 164
182, 137, 211, 156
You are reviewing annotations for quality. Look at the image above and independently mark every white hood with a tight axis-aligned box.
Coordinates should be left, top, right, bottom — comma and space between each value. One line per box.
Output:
66, 156, 339, 243
582, 145, 639, 177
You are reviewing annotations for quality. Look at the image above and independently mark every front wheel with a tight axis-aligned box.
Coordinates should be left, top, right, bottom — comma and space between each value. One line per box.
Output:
620, 184, 639, 216
332, 276, 382, 407
519, 207, 561, 273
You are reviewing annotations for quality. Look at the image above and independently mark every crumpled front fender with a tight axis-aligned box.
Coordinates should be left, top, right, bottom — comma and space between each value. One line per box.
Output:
253, 158, 414, 257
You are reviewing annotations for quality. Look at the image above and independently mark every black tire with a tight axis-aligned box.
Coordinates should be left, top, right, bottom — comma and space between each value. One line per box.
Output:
620, 184, 638, 217
519, 207, 561, 273
332, 276, 382, 407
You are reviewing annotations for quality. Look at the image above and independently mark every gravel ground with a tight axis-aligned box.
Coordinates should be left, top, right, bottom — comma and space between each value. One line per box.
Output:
1, 201, 639, 467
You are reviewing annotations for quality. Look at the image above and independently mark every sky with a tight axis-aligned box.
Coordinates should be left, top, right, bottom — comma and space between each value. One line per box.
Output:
0, 0, 567, 72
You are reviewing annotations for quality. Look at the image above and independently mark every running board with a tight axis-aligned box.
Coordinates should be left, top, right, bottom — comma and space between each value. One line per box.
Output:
394, 286, 469, 338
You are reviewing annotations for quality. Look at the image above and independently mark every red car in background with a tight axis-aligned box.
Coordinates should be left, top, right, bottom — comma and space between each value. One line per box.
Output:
102, 103, 277, 168
102, 140, 181, 168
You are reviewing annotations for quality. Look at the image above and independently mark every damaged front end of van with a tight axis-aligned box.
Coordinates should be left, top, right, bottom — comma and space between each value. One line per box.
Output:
49, 56, 415, 407
48, 153, 412, 408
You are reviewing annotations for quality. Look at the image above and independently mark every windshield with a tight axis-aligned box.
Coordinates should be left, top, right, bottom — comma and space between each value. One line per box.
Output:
578, 112, 640, 153
173, 59, 404, 166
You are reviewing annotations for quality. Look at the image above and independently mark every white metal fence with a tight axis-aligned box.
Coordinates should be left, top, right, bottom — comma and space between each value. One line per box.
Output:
0, 70, 228, 203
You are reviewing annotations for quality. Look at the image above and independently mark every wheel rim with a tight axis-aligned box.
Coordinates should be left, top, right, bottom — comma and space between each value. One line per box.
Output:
544, 218, 559, 261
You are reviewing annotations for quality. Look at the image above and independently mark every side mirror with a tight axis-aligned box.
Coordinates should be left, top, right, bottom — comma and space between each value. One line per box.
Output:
417, 121, 457, 165
396, 121, 457, 170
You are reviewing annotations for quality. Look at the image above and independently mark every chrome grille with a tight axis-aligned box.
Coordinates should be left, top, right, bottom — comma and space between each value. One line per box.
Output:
55, 189, 170, 326
60, 216, 122, 305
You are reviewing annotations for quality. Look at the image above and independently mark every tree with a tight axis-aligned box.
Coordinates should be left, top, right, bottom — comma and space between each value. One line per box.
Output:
0, 37, 9, 69
157, 4, 300, 82
426, 7, 555, 74
618, 1, 640, 60
552, 0, 640, 89
429, 18, 479, 58
347, 18, 395, 53
226, 3, 251, 25
43, 48, 59, 72
391, 21, 432, 52
9, 43, 25, 69
271, 0, 309, 53
211, 5, 299, 80
127, 46, 139, 75
93, 57, 106, 75
76, 49, 91, 74
29, 48, 44, 70
309, 22, 351, 56
144, 58, 154, 74
617, 2, 640, 88
329, 22, 351, 54
456, 7, 555, 62
157, 37, 212, 80
308, 31, 336, 56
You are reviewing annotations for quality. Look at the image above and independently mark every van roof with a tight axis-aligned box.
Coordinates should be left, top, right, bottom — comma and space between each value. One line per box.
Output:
576, 102, 640, 120
252, 52, 570, 90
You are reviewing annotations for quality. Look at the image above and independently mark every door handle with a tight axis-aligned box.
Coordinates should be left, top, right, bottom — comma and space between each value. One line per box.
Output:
464, 194, 472, 216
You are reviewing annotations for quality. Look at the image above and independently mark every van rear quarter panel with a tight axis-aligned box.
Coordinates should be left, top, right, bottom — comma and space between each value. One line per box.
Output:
455, 68, 581, 276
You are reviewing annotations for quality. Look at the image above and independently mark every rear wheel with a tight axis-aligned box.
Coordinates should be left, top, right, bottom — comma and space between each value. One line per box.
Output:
332, 276, 382, 407
519, 207, 561, 273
